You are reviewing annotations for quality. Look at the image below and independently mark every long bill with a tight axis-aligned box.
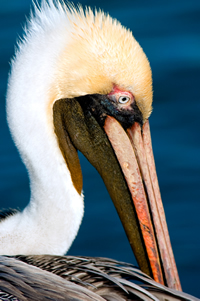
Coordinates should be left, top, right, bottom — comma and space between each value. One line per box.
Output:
104, 116, 181, 291
53, 97, 181, 291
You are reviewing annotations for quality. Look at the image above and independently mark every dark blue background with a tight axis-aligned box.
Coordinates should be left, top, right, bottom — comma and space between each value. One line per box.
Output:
0, 0, 200, 297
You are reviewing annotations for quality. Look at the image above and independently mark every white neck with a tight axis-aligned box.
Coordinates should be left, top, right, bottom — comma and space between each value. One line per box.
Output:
0, 2, 84, 255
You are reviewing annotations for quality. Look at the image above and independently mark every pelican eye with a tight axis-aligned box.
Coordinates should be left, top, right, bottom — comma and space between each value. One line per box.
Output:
118, 96, 131, 104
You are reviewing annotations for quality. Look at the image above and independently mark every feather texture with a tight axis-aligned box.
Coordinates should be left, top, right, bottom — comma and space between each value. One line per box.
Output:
0, 255, 197, 301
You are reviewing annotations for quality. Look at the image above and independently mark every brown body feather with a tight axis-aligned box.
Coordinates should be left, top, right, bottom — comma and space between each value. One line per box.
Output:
0, 255, 197, 301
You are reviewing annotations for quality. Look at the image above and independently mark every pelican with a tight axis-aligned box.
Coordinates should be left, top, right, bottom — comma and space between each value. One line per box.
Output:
0, 1, 198, 300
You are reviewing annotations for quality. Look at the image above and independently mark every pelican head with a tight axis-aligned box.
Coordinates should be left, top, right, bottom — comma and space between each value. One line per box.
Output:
2, 0, 181, 292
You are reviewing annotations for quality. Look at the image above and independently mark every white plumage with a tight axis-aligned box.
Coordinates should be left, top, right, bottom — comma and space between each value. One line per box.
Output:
2, 1, 84, 255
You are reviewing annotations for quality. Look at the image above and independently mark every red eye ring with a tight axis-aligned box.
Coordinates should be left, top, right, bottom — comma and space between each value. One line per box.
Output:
108, 87, 134, 107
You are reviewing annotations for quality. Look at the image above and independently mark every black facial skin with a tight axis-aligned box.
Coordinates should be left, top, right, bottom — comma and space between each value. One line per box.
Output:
76, 94, 143, 130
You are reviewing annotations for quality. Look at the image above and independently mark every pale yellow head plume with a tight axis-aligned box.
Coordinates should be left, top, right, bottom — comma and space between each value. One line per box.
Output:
53, 5, 153, 121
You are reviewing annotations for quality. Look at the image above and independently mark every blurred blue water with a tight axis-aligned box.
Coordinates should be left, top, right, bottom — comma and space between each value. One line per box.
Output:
0, 0, 200, 297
